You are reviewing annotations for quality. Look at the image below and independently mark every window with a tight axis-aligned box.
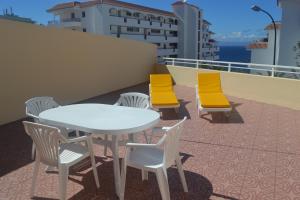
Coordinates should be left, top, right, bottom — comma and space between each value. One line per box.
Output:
82, 11, 86, 18
109, 8, 118, 16
83, 28, 87, 32
154, 43, 161, 47
169, 31, 177, 37
133, 12, 140, 18
126, 11, 132, 17
71, 13, 75, 19
151, 29, 160, 34
127, 27, 139, 33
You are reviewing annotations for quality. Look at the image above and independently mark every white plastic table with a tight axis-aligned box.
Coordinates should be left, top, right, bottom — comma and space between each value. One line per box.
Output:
39, 103, 160, 197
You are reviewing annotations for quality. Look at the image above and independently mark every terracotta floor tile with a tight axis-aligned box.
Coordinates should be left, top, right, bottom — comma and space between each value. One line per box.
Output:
1, 84, 299, 200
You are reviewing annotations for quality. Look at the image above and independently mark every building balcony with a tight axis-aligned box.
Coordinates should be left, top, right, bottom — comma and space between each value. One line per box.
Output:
61, 18, 81, 28
109, 16, 178, 30
48, 18, 81, 28
157, 48, 178, 56
2, 19, 300, 200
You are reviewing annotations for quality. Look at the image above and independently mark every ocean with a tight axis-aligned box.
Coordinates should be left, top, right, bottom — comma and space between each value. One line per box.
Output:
219, 46, 251, 63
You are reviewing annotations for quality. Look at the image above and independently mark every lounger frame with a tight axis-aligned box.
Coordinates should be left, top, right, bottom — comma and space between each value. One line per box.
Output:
195, 85, 232, 116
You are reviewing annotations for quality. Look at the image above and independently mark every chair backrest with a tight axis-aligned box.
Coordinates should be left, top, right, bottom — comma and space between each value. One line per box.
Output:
158, 117, 187, 167
198, 72, 223, 93
23, 121, 67, 166
118, 92, 150, 109
25, 97, 60, 121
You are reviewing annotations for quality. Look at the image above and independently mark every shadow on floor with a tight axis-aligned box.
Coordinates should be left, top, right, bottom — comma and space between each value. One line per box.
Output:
160, 100, 191, 120
68, 158, 214, 200
200, 102, 244, 124
0, 119, 33, 177
30, 153, 238, 200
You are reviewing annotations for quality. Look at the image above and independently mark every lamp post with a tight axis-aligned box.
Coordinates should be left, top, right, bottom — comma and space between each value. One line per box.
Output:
251, 5, 277, 66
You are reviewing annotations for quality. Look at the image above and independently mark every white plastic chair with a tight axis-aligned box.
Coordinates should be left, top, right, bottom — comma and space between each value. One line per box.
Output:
96, 92, 151, 156
25, 97, 60, 159
114, 92, 150, 109
120, 117, 188, 200
23, 121, 100, 200
25, 96, 78, 160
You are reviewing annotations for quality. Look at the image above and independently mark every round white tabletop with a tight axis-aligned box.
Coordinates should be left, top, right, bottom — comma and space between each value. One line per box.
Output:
39, 103, 160, 135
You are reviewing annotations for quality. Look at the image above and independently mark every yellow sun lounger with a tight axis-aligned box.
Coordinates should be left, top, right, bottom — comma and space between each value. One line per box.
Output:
196, 72, 231, 116
149, 74, 180, 112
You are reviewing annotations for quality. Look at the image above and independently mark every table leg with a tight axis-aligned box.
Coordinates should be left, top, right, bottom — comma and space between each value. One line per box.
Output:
111, 135, 121, 197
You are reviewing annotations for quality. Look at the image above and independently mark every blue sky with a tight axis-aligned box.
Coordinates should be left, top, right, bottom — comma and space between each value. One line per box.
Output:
0, 0, 282, 43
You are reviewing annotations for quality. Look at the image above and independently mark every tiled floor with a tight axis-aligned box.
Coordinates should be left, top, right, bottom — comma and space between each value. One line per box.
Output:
1, 84, 300, 200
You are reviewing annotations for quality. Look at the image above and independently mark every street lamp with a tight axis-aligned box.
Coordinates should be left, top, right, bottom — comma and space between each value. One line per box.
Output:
251, 5, 277, 65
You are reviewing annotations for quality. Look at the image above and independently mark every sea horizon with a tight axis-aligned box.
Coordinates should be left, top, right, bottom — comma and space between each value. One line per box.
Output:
218, 45, 251, 63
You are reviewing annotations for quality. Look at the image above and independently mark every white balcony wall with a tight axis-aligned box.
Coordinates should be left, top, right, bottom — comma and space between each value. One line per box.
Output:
60, 20, 82, 28
157, 48, 178, 56
119, 34, 145, 42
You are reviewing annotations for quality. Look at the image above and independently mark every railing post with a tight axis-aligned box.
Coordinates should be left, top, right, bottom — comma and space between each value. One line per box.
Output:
172, 58, 175, 66
196, 60, 199, 69
271, 66, 275, 77
228, 63, 231, 72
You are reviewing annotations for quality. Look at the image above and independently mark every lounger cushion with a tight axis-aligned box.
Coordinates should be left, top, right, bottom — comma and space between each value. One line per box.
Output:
199, 93, 231, 108
151, 92, 179, 106
150, 74, 179, 107
150, 74, 172, 87
198, 73, 222, 93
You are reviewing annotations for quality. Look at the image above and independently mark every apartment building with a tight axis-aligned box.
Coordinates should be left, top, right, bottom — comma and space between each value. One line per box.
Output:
47, 0, 219, 62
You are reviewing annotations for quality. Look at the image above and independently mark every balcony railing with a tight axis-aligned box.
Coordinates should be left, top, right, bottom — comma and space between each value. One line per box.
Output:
62, 18, 81, 23
163, 57, 300, 79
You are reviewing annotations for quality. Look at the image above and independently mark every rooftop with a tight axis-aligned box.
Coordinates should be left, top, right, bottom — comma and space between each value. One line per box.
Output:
248, 42, 268, 49
47, 0, 175, 17
265, 22, 281, 30
1, 18, 300, 200
1, 83, 300, 199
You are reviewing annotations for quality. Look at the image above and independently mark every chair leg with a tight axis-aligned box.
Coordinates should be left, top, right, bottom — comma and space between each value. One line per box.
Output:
58, 165, 69, 200
175, 156, 188, 192
143, 131, 149, 143
120, 158, 127, 200
31, 143, 35, 160
142, 169, 148, 181
155, 168, 170, 200
30, 158, 40, 198
104, 135, 108, 156
90, 154, 100, 188
224, 111, 231, 118
75, 130, 80, 137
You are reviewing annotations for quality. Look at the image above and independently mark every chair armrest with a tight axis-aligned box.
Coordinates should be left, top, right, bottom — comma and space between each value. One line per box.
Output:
26, 113, 39, 121
126, 143, 158, 149
114, 101, 121, 106
152, 127, 172, 133
67, 135, 90, 143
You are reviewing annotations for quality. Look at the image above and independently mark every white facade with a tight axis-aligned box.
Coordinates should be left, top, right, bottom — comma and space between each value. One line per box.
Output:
250, 0, 300, 70
278, 0, 300, 67
47, 0, 219, 62
249, 24, 281, 65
